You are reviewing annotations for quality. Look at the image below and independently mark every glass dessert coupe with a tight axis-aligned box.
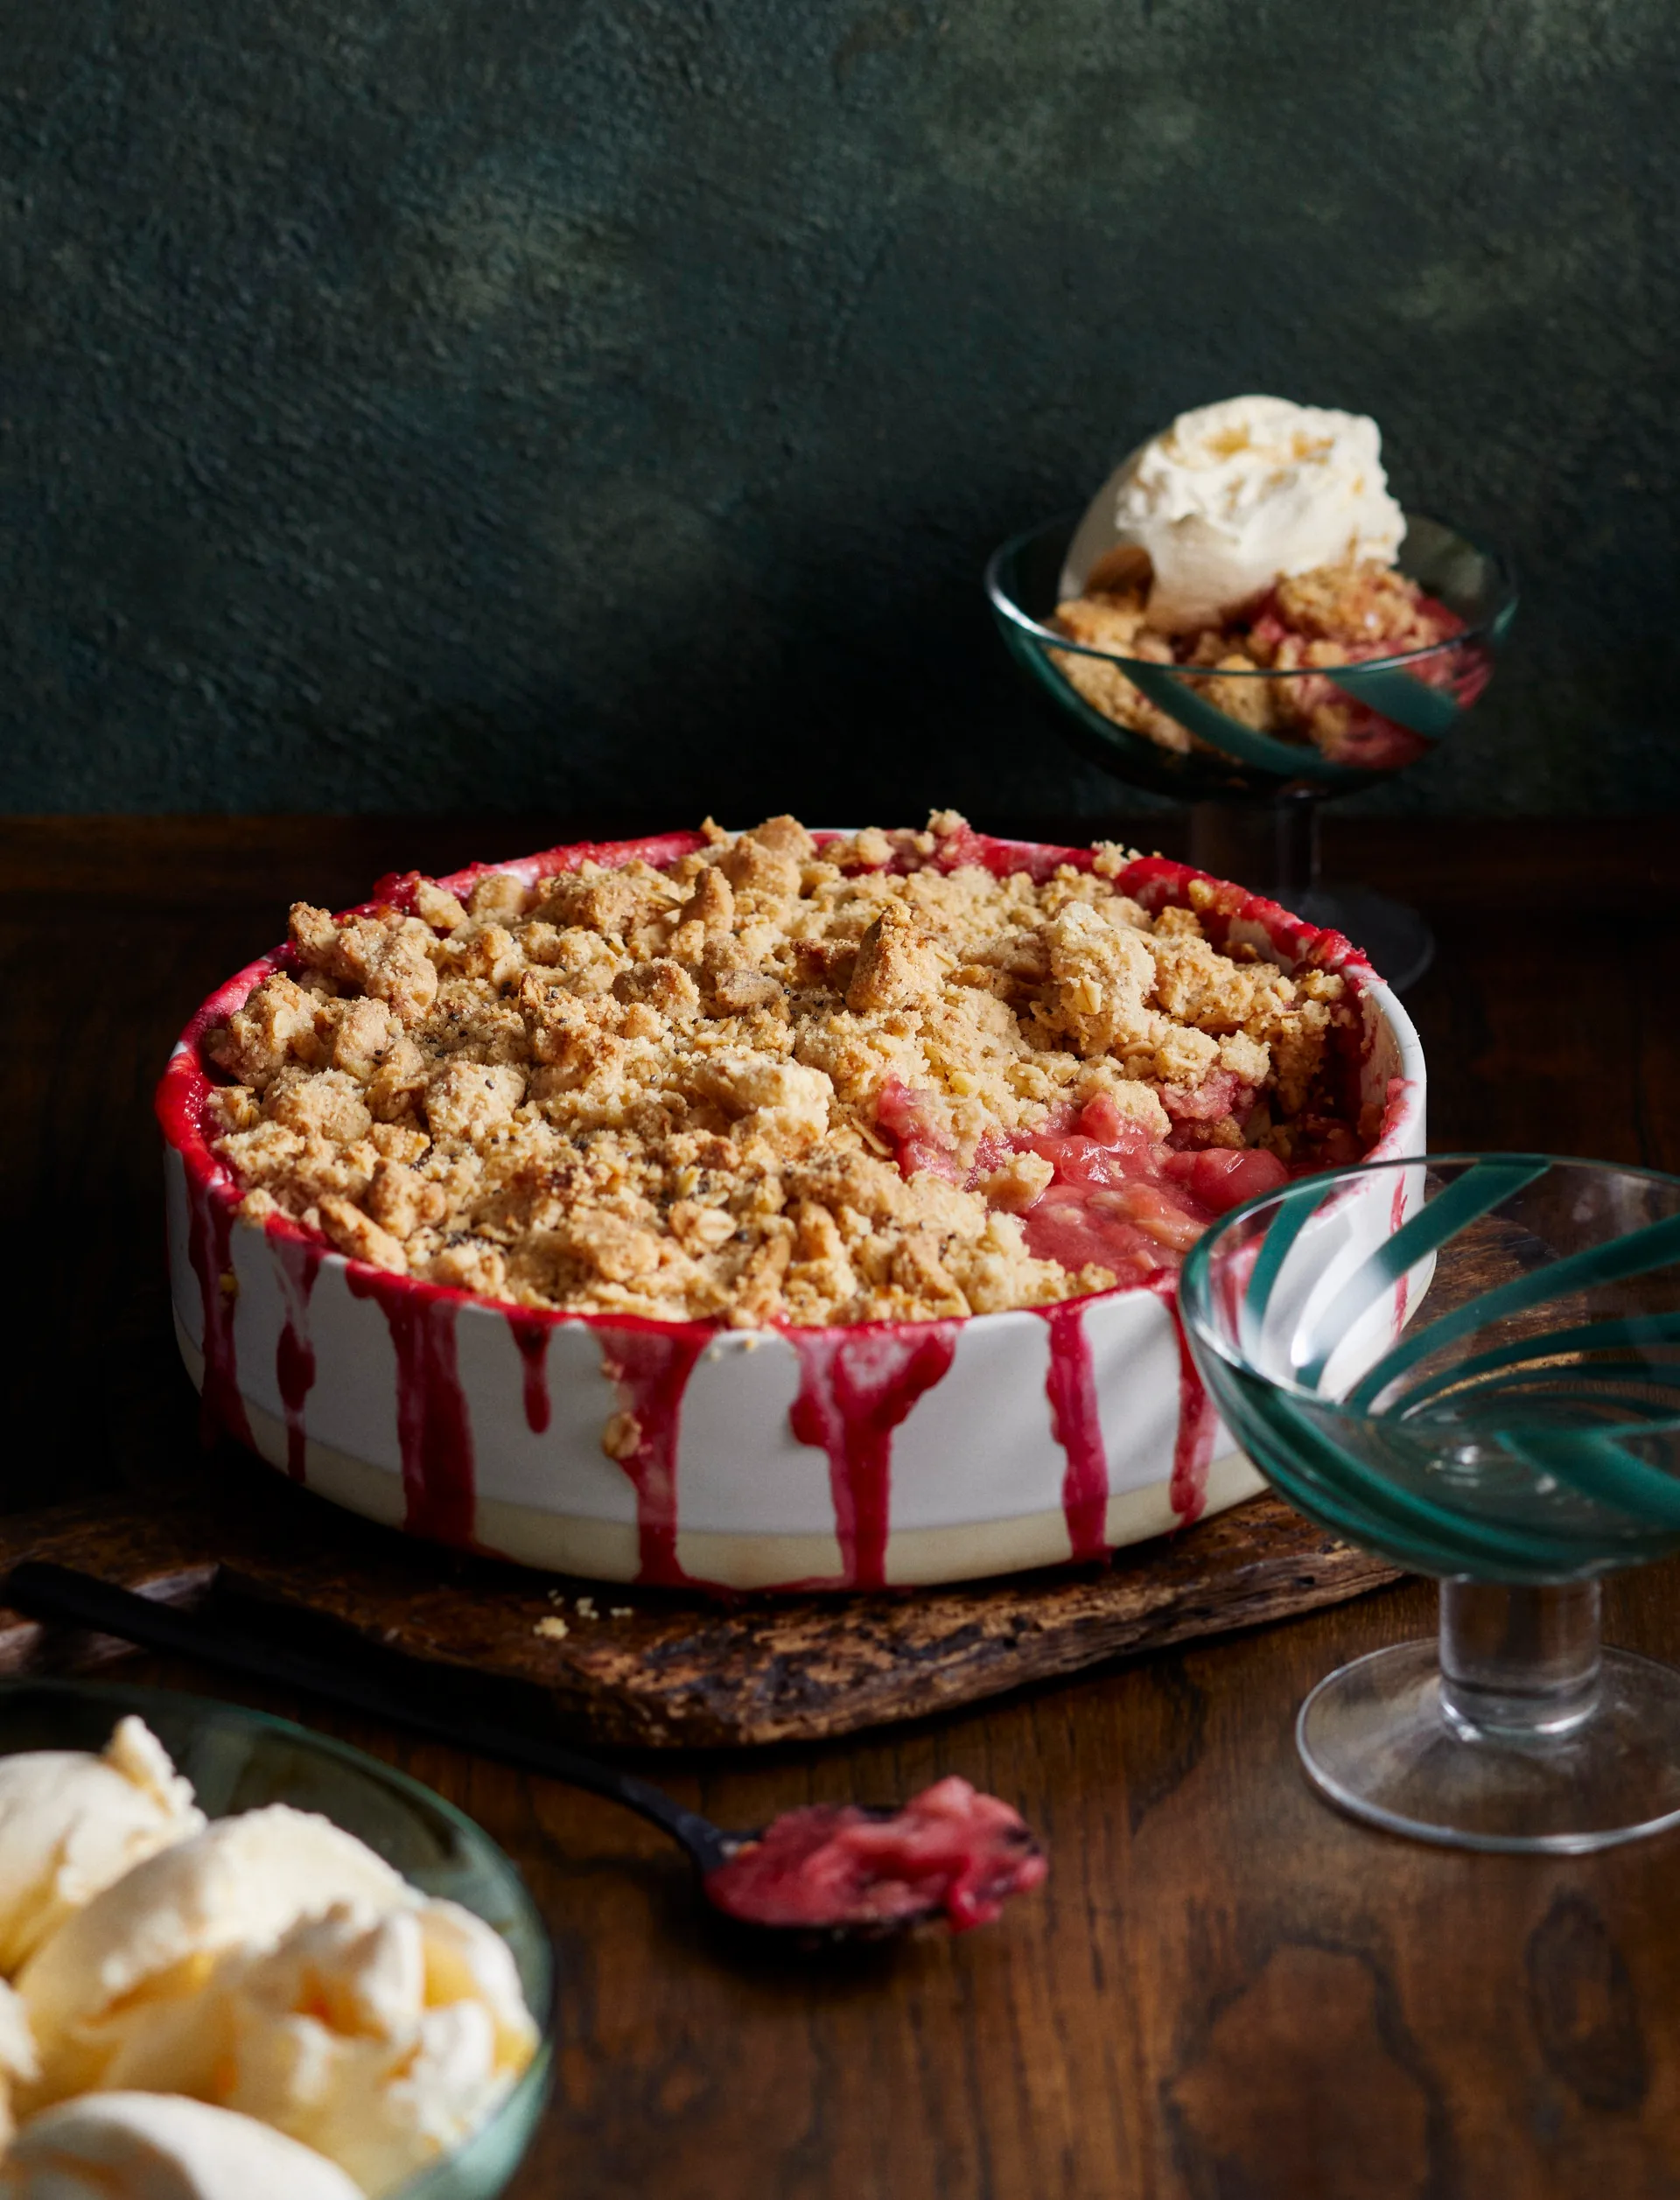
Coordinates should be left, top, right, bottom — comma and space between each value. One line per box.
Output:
985, 512, 1517, 991
0, 1678, 555, 2200
1178, 1154, 1680, 1853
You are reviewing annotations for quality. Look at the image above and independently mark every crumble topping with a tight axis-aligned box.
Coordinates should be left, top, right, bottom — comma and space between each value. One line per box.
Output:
1053, 557, 1466, 769
202, 814, 1359, 1328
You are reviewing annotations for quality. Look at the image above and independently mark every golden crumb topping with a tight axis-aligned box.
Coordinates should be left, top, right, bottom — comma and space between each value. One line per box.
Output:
203, 815, 1354, 1327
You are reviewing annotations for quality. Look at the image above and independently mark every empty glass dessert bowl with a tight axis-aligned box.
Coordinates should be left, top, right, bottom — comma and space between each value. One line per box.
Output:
984, 513, 1517, 989
1178, 1154, 1680, 1853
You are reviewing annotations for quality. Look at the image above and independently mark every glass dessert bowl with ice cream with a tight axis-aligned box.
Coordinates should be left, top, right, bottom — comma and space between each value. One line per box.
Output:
986, 395, 1516, 986
0, 1681, 551, 2200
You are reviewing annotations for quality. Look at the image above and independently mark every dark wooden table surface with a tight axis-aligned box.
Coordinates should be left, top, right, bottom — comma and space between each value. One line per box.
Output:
5, 812, 1677, 2200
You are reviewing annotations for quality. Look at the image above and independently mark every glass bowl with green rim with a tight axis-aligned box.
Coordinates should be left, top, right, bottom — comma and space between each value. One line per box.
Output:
985, 509, 1516, 802
0, 1678, 554, 2199
1178, 1153, 1680, 1854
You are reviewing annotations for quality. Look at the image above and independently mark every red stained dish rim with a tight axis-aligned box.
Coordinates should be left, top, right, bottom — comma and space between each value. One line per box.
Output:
157, 823, 1412, 1340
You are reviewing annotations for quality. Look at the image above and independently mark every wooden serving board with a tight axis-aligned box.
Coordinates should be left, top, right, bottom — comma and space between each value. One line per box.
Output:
0, 1449, 1399, 1749
0, 1452, 1398, 1742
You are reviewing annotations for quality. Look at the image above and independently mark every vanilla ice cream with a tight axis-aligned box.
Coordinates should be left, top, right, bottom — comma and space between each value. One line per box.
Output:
0, 1981, 39, 2147
0, 1720, 204, 1977
1062, 395, 1407, 633
0, 2092, 363, 2199
15, 1806, 411, 2109
212, 1898, 539, 2196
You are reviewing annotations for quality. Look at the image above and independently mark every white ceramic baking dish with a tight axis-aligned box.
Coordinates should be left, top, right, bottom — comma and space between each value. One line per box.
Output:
158, 830, 1424, 1591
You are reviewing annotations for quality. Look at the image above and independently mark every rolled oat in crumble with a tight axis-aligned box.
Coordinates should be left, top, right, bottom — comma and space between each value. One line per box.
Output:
204, 814, 1357, 1327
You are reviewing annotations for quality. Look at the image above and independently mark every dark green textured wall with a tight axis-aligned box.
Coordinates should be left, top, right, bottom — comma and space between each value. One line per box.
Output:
5, 0, 1678, 817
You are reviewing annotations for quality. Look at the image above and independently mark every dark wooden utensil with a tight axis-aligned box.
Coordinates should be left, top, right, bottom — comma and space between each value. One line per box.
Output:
3, 1561, 1041, 1944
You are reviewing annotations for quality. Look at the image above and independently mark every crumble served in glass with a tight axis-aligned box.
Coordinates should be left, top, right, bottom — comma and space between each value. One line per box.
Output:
203, 814, 1370, 1328
1051, 394, 1474, 769
1052, 556, 1466, 768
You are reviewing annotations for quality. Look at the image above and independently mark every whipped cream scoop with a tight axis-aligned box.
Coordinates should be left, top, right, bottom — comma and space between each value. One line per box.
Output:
1061, 394, 1406, 633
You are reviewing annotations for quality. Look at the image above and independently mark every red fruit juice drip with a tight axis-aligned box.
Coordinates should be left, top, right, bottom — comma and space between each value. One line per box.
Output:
788, 1327, 959, 1588
1390, 1167, 1411, 1333
346, 1271, 476, 1546
506, 1311, 553, 1434
183, 1174, 256, 1452
273, 1236, 323, 1482
1038, 1302, 1109, 1563
598, 1329, 709, 1586
1167, 1299, 1215, 1525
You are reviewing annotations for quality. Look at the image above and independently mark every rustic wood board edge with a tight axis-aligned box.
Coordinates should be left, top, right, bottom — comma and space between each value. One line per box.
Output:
0, 1475, 1402, 1749
215, 1520, 1401, 1749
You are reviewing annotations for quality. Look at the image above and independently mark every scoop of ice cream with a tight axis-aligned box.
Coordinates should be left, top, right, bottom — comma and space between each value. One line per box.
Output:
0, 1980, 40, 2147
0, 1720, 205, 1977
210, 1898, 539, 2196
16, 1806, 410, 2108
0, 2093, 363, 2200
1062, 395, 1407, 633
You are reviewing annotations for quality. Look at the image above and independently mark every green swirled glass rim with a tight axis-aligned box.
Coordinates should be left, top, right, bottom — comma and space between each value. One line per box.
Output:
984, 508, 1518, 676
1178, 1151, 1680, 1436
984, 508, 1517, 795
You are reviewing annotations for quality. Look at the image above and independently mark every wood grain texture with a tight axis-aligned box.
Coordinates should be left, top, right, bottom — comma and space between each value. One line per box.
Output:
0, 1466, 1397, 1748
4, 816, 1679, 2200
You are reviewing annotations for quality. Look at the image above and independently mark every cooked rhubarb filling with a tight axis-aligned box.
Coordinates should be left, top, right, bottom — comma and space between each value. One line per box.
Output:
704, 1776, 1046, 1933
204, 813, 1368, 1328
1054, 557, 1469, 769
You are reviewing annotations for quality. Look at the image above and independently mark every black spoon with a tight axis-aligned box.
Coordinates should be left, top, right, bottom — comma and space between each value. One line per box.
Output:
2, 1561, 1043, 1944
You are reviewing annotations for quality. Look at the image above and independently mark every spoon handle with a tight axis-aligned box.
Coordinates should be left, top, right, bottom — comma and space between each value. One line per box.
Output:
2, 1561, 731, 1874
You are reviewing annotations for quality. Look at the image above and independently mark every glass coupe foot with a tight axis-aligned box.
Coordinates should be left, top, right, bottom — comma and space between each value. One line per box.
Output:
1179, 1155, 1680, 1855
1299, 1638, 1680, 1854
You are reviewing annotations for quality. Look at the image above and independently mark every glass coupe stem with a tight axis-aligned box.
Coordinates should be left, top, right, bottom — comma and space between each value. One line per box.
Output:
1186, 795, 1322, 902
1270, 790, 1320, 904
1438, 1579, 1603, 1742
1182, 791, 1434, 989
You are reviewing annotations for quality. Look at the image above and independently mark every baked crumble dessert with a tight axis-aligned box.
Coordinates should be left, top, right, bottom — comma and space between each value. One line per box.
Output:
1053, 394, 1472, 769
203, 814, 1368, 1329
